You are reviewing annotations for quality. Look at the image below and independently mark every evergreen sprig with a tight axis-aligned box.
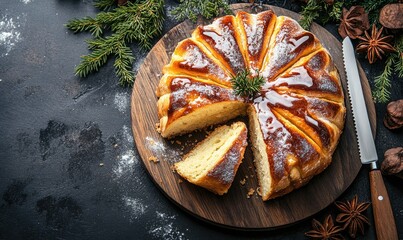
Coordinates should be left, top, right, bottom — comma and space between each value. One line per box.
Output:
299, 0, 343, 30
171, 0, 232, 23
373, 35, 403, 103
231, 70, 265, 98
66, 0, 164, 86
394, 36, 403, 78
94, 0, 116, 11
299, 0, 396, 30
373, 56, 393, 103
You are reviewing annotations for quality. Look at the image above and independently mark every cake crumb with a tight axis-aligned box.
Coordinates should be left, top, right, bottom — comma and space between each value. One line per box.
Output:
247, 188, 255, 198
175, 140, 182, 145
170, 140, 175, 144
148, 156, 159, 163
240, 178, 246, 186
155, 123, 161, 133
188, 133, 192, 137
99, 163, 104, 167
178, 178, 183, 183
256, 187, 262, 196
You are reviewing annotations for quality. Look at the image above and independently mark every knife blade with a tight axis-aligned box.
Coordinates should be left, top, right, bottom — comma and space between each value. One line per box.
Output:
342, 37, 398, 240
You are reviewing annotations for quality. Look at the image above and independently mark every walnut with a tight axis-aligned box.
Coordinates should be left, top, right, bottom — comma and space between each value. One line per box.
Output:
381, 147, 403, 180
383, 99, 403, 130
379, 3, 403, 29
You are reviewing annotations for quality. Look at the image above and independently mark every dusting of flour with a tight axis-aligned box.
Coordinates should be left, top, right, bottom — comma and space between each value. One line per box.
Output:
145, 136, 181, 163
113, 125, 137, 178
122, 195, 148, 221
148, 211, 188, 240
0, 14, 24, 57
114, 92, 129, 113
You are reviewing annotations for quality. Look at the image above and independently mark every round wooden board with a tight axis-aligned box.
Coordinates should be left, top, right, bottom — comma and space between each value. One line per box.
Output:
131, 4, 376, 230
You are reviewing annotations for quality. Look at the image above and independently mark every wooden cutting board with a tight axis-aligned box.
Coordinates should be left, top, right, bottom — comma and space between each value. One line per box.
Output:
130, 4, 376, 229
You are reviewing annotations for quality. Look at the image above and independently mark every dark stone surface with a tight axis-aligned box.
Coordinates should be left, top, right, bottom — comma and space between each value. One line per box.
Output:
0, 0, 401, 239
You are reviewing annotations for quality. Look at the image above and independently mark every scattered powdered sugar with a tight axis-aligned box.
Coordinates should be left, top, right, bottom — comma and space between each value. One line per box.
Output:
113, 150, 137, 178
145, 137, 180, 163
122, 125, 134, 143
122, 195, 148, 221
133, 51, 146, 73
179, 43, 229, 81
0, 14, 24, 57
148, 211, 188, 240
317, 75, 338, 93
114, 92, 129, 113
112, 125, 137, 178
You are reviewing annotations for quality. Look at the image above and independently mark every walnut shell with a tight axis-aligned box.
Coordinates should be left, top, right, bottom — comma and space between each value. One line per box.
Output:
379, 3, 403, 29
381, 147, 403, 179
383, 99, 403, 130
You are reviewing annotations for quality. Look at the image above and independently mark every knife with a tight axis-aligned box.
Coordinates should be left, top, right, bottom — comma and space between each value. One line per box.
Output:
342, 37, 398, 240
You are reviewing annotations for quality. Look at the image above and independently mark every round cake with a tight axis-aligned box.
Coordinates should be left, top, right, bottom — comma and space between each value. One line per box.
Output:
156, 10, 346, 201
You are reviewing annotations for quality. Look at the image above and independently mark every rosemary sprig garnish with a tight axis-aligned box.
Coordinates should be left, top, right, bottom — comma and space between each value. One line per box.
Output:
230, 70, 265, 98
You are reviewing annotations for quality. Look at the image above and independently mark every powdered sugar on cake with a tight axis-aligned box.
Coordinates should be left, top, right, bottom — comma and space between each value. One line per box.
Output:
244, 15, 264, 56
202, 19, 244, 72
183, 46, 210, 69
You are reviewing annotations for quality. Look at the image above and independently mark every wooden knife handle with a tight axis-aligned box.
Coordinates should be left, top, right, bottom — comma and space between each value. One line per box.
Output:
369, 170, 398, 240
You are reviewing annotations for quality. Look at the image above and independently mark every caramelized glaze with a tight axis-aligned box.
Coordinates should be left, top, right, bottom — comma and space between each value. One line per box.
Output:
158, 11, 346, 200
194, 16, 246, 74
167, 77, 241, 124
261, 17, 319, 80
164, 39, 232, 86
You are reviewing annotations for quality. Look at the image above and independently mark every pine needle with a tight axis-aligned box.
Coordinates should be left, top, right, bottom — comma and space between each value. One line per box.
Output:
171, 0, 232, 22
373, 56, 393, 103
66, 0, 164, 86
394, 35, 403, 78
299, 0, 321, 30
94, 0, 116, 11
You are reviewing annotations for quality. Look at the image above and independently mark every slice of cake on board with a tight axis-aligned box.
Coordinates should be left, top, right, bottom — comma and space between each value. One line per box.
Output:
174, 122, 248, 195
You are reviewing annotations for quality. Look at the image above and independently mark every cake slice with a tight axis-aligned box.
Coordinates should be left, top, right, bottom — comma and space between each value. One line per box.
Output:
174, 122, 248, 195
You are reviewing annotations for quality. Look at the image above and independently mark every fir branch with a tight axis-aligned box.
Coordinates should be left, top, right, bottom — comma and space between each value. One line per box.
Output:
66, 0, 164, 86
327, 1, 343, 22
171, 0, 232, 23
75, 35, 120, 78
373, 56, 393, 103
231, 70, 265, 98
94, 0, 116, 11
299, 0, 321, 30
394, 35, 403, 78
66, 17, 104, 38
114, 42, 135, 86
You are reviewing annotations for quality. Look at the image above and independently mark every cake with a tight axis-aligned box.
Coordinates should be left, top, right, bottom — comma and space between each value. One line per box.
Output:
156, 10, 346, 200
174, 122, 248, 195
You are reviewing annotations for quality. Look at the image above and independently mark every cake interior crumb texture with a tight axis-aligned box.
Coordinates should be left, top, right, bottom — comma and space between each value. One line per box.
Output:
174, 122, 247, 195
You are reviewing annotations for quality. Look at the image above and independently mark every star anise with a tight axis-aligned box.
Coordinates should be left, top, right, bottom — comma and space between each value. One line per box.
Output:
305, 215, 344, 240
335, 195, 371, 238
338, 6, 370, 39
356, 25, 395, 64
